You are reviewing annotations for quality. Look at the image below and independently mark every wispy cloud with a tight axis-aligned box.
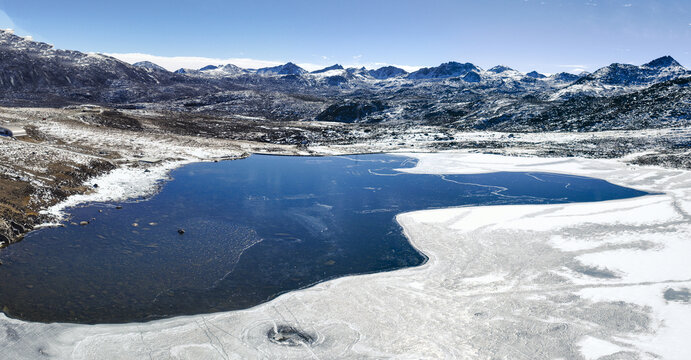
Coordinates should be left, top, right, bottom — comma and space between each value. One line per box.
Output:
556, 64, 588, 68
556, 64, 590, 73
0, 9, 31, 37
106, 53, 423, 72
0, 10, 16, 29
623, 3, 632, 7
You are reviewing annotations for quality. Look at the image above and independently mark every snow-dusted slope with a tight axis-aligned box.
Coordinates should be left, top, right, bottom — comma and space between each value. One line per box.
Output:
367, 65, 408, 79
132, 61, 169, 73
256, 62, 307, 76
407, 61, 482, 79
0, 30, 165, 90
552, 56, 689, 99
311, 64, 344, 74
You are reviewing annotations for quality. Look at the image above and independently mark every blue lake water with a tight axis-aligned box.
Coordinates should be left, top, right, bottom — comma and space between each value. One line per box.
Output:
0, 154, 647, 323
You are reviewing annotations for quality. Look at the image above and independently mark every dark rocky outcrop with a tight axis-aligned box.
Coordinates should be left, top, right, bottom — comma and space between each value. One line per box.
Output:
316, 100, 389, 123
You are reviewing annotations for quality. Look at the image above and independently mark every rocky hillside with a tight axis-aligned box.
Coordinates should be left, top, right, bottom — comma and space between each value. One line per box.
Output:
0, 29, 688, 132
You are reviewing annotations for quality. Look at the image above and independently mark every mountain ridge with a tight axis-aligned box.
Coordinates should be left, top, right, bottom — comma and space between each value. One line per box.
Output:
0, 30, 687, 132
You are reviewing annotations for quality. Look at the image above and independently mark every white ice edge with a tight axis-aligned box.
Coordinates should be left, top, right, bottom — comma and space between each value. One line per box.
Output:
1, 150, 690, 359
39, 160, 189, 223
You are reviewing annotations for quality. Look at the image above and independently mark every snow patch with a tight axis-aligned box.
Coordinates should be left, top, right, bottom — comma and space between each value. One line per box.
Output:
578, 336, 626, 359
41, 161, 186, 221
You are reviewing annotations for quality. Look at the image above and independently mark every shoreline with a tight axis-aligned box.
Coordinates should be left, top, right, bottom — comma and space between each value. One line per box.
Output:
1, 151, 689, 359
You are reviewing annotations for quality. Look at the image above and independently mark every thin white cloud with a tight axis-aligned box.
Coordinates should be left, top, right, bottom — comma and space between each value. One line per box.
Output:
106, 53, 423, 72
0, 10, 15, 28
623, 3, 632, 7
555, 64, 591, 73
0, 10, 30, 37
556, 64, 588, 68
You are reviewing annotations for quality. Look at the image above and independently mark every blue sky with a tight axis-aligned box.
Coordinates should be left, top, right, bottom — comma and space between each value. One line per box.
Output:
0, 0, 689, 73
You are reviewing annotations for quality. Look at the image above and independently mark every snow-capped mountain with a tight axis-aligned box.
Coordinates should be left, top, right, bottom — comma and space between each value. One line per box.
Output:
487, 65, 514, 74
483, 66, 526, 82
549, 72, 582, 83
0, 30, 166, 92
0, 30, 687, 132
644, 55, 683, 68
579, 56, 686, 86
525, 71, 547, 79
256, 62, 307, 76
173, 63, 247, 76
498, 75, 691, 131
311, 64, 344, 74
133, 61, 168, 73
552, 56, 689, 99
367, 66, 408, 79
200, 64, 248, 76
218, 64, 247, 74
407, 62, 481, 79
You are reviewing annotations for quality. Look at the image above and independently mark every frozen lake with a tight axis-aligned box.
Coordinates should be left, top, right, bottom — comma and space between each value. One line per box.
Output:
0, 154, 647, 323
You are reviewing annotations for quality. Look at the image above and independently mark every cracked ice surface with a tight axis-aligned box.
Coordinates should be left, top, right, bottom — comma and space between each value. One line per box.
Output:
2, 151, 691, 359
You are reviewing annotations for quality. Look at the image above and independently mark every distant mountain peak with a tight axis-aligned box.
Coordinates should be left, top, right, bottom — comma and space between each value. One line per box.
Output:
643, 56, 682, 69
526, 71, 547, 79
367, 66, 408, 79
488, 65, 515, 73
220, 64, 246, 73
0, 30, 164, 96
549, 72, 581, 83
408, 61, 480, 79
311, 64, 344, 74
199, 65, 219, 71
132, 61, 168, 72
256, 62, 307, 76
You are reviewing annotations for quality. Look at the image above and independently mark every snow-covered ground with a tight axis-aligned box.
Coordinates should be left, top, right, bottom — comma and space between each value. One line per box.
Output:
1, 152, 690, 359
